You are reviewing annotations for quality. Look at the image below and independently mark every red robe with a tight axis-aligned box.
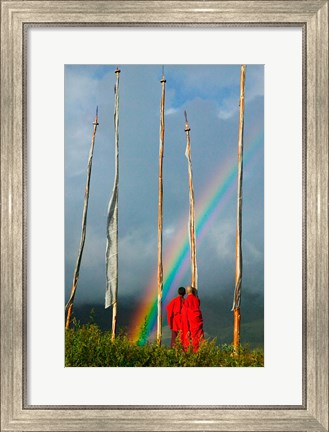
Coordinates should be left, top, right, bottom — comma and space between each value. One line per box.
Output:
166, 296, 184, 347
181, 294, 204, 351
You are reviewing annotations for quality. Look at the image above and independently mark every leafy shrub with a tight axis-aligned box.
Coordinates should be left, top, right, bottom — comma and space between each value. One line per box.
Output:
65, 322, 264, 367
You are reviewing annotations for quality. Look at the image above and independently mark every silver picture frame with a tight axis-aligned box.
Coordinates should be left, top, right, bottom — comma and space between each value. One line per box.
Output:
1, 1, 328, 431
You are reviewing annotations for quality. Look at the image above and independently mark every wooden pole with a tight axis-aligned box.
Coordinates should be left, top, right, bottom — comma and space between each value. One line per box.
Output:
157, 69, 166, 345
65, 107, 99, 330
111, 67, 121, 342
233, 65, 246, 351
112, 302, 117, 342
184, 111, 198, 289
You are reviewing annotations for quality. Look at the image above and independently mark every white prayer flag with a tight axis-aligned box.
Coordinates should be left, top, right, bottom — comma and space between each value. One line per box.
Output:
105, 70, 120, 309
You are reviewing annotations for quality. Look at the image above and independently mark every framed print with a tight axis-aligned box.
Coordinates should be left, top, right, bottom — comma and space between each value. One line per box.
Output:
1, 1, 328, 431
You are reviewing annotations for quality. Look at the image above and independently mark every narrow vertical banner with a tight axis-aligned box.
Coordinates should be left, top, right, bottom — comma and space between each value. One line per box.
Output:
105, 67, 120, 342
65, 107, 99, 330
232, 64, 246, 351
184, 111, 198, 289
156, 69, 166, 345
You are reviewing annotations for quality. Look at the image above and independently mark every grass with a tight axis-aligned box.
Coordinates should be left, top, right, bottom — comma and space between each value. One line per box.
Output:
65, 320, 264, 367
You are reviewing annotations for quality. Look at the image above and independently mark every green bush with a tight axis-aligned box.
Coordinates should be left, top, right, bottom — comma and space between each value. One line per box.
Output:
65, 322, 264, 367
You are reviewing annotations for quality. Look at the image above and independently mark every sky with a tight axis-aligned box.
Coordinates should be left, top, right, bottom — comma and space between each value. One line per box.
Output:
64, 64, 264, 342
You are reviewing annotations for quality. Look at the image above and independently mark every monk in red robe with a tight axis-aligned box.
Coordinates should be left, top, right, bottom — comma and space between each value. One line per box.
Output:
182, 286, 204, 351
166, 287, 186, 347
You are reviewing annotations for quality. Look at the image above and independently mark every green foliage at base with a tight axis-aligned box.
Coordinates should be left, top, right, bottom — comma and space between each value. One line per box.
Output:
65, 321, 264, 367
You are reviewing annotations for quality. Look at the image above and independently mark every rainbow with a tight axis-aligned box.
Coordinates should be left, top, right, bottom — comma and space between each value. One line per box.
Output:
130, 131, 264, 344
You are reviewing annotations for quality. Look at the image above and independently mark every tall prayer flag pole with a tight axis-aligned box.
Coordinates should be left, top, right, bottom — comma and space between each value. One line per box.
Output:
65, 107, 99, 330
184, 111, 198, 289
105, 67, 120, 341
232, 64, 246, 351
156, 68, 166, 345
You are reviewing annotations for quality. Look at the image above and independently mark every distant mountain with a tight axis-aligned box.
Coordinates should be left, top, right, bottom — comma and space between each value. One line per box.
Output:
70, 289, 264, 349
201, 290, 264, 348
68, 298, 139, 334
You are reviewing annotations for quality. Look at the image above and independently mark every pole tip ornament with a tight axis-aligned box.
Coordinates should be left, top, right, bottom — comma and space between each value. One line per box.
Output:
184, 110, 190, 132
160, 65, 166, 83
115, 66, 121, 74
239, 65, 246, 104
93, 106, 99, 126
